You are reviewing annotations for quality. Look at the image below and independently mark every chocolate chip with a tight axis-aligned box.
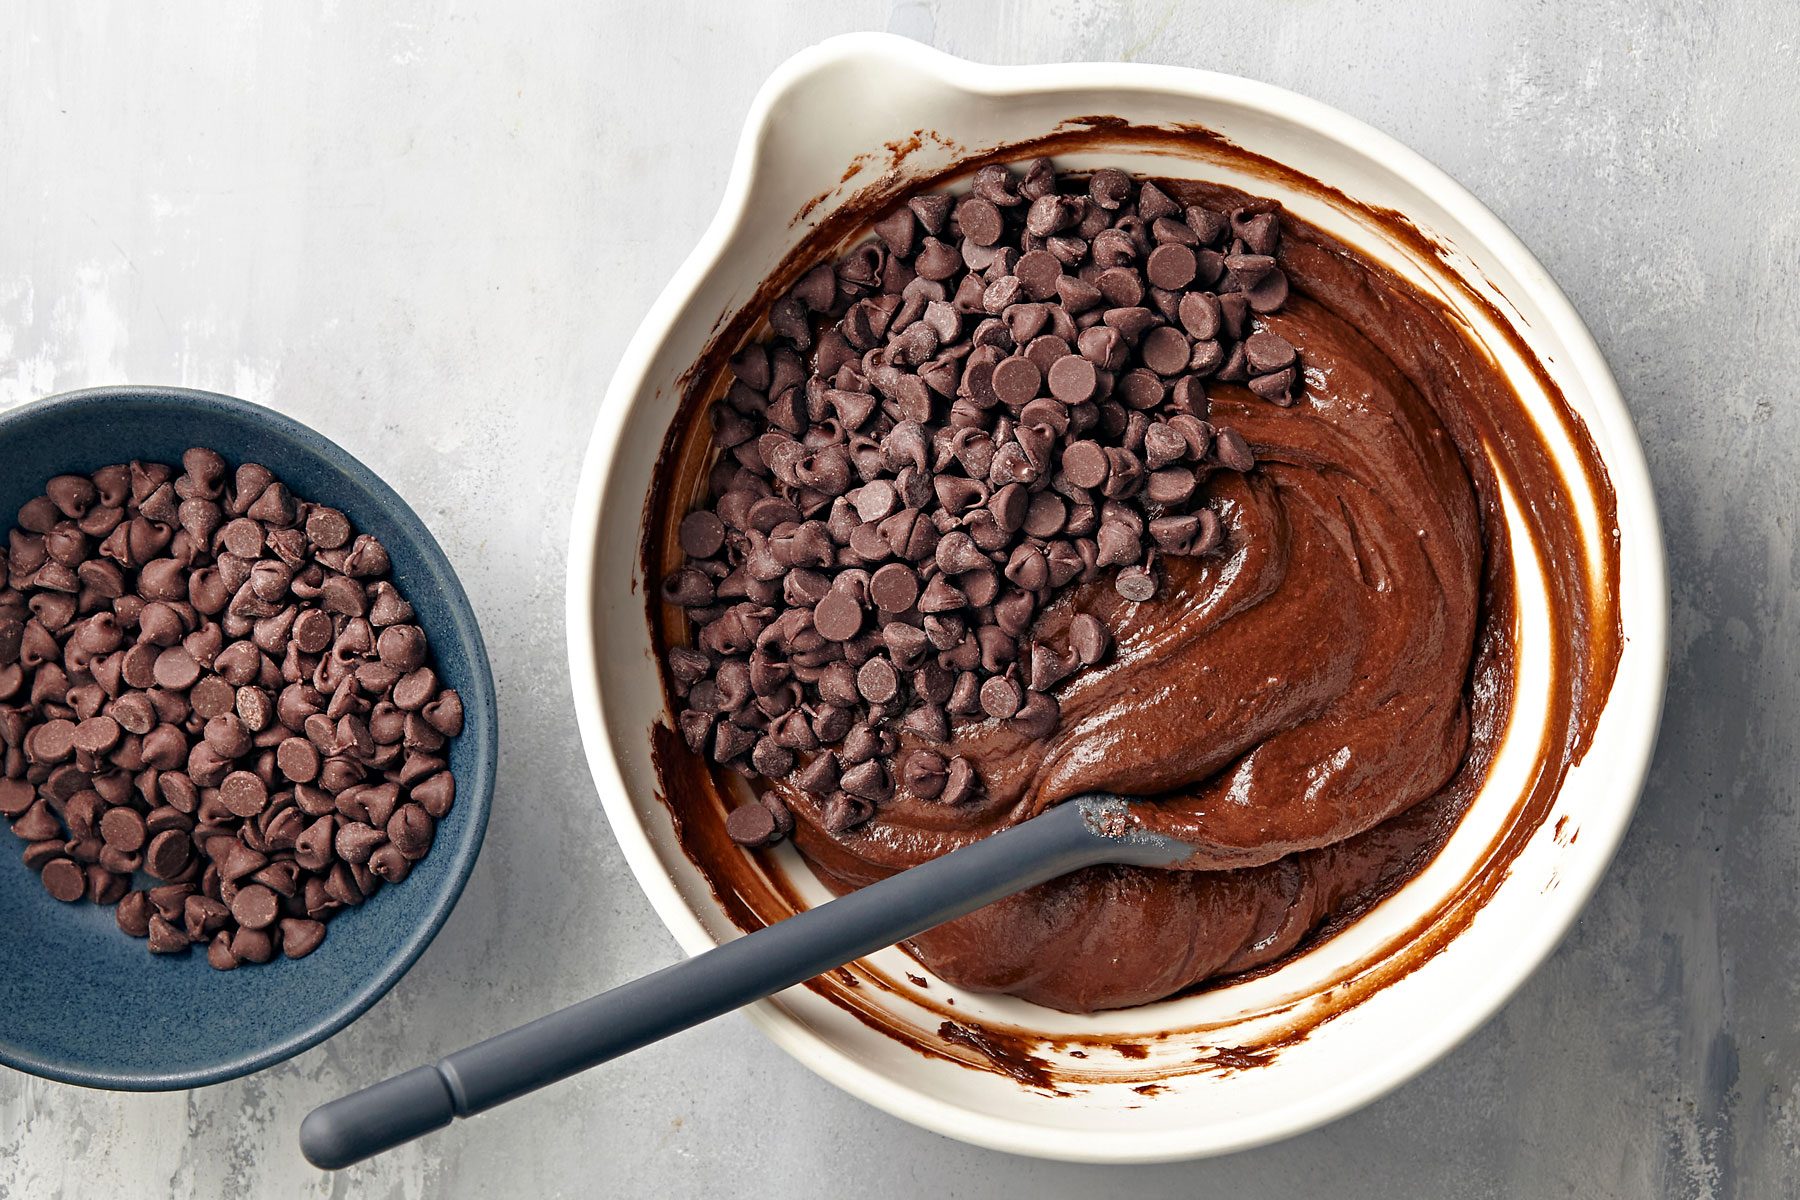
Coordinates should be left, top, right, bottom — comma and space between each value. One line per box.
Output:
1078, 325, 1126, 371
908, 193, 952, 234
1245, 268, 1290, 313
144, 828, 192, 880
151, 647, 200, 690
946, 671, 980, 715
1151, 514, 1201, 554
41, 858, 85, 902
840, 759, 892, 802
991, 356, 1042, 407
99, 806, 147, 852
1191, 508, 1224, 555
856, 656, 899, 704
1019, 158, 1057, 200
72, 714, 121, 753
822, 792, 874, 833
663, 569, 714, 607
1114, 564, 1157, 601
1095, 267, 1142, 309
794, 753, 839, 798
0, 781, 32, 818
933, 475, 986, 514
1213, 427, 1256, 472
277, 735, 321, 783
1250, 367, 1298, 405
902, 749, 947, 799
1004, 545, 1049, 592
1069, 613, 1111, 665
200, 712, 249, 759
1023, 492, 1067, 538
188, 675, 233, 719
231, 926, 275, 963
1012, 250, 1061, 302
1116, 369, 1162, 411
751, 737, 794, 778
204, 932, 239, 970
1088, 168, 1131, 210
1217, 292, 1251, 341
988, 483, 1029, 534
813, 588, 864, 641
1097, 513, 1142, 567
229, 883, 279, 930
971, 164, 1022, 206
304, 506, 352, 550
319, 575, 365, 616
726, 802, 779, 848
1141, 326, 1191, 377
111, 891, 150, 937
280, 918, 327, 959
1061, 440, 1110, 490
841, 723, 883, 765
869, 563, 920, 613
915, 237, 961, 280
1027, 645, 1072, 691
934, 530, 989, 575
1009, 692, 1060, 739
377, 624, 428, 672
1244, 330, 1297, 373
1146, 243, 1197, 290
333, 820, 386, 866
1046, 354, 1098, 404
9, 802, 53, 841
88, 867, 129, 906
1230, 208, 1278, 255
183, 894, 230, 940
956, 196, 1004, 247
883, 621, 931, 669
993, 597, 1036, 644
1143, 423, 1187, 471
907, 698, 950, 744
294, 815, 336, 872
979, 676, 1022, 719
759, 798, 795, 845
147, 916, 190, 954
216, 770, 268, 818
940, 756, 979, 805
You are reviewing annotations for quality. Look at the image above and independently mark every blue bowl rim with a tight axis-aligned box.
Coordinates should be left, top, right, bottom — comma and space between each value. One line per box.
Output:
0, 384, 498, 1091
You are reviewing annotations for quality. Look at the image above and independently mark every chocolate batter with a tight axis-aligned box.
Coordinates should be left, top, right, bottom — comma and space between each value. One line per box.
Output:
646, 142, 1619, 1020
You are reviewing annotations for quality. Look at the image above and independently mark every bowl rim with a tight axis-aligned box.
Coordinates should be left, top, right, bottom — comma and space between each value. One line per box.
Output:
565, 34, 1669, 1161
0, 383, 498, 1091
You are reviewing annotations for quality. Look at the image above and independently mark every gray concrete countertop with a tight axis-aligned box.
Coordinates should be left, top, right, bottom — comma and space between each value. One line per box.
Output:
1, 2, 1792, 1196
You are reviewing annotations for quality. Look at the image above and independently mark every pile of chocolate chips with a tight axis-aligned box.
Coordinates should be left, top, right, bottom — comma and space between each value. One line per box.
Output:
662, 160, 1302, 843
0, 449, 462, 969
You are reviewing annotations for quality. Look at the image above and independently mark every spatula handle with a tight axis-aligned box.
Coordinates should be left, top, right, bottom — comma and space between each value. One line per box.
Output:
302, 796, 1177, 1169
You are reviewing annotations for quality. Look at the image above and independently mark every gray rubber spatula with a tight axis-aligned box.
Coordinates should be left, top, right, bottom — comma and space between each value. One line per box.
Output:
300, 795, 1190, 1169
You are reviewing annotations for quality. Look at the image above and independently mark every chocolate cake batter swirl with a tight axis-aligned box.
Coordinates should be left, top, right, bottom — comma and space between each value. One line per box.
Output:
645, 129, 1620, 1022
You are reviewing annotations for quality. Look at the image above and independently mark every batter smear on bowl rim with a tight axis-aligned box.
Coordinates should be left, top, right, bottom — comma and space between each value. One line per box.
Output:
647, 153, 1616, 1014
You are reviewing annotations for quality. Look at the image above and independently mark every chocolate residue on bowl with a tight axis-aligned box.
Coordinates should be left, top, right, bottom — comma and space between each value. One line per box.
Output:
640, 120, 1622, 1089
936, 1019, 1062, 1093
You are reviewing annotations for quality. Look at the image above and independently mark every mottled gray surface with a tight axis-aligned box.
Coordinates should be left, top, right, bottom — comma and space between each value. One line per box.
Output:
0, 1, 1792, 1196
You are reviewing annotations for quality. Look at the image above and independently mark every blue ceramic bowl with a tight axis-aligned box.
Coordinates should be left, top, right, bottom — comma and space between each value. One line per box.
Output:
0, 386, 497, 1090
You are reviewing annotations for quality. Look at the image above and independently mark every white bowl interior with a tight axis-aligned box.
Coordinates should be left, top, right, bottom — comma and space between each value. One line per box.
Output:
568, 35, 1666, 1161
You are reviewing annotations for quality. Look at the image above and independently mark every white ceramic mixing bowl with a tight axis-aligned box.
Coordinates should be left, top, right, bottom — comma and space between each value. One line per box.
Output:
566, 34, 1666, 1162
